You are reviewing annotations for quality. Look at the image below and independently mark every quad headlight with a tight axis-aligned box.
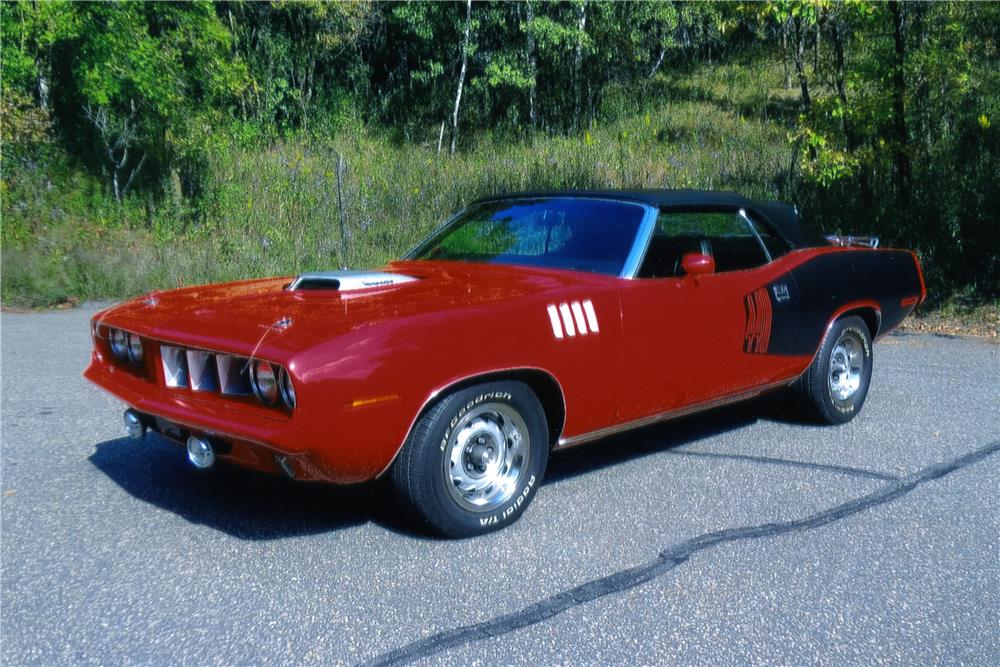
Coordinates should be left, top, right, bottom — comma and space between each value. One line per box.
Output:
109, 328, 129, 360
251, 360, 295, 410
278, 367, 296, 409
127, 332, 143, 363
104, 327, 143, 366
250, 360, 279, 405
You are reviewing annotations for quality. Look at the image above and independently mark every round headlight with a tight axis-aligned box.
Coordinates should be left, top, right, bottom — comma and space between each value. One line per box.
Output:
279, 367, 296, 409
251, 360, 278, 405
127, 333, 143, 363
109, 329, 128, 359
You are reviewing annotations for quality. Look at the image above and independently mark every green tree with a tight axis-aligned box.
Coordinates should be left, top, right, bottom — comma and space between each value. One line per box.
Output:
2, 1, 247, 202
222, 0, 370, 133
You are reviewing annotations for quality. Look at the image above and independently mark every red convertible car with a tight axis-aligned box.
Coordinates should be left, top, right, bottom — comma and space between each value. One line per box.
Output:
85, 190, 926, 536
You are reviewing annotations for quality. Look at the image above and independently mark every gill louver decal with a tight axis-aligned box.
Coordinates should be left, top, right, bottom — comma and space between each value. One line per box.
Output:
743, 287, 772, 354
547, 300, 599, 339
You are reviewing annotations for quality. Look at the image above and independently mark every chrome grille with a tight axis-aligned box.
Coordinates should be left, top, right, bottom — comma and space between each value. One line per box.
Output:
160, 346, 188, 388
160, 345, 252, 395
186, 350, 218, 392
216, 354, 251, 395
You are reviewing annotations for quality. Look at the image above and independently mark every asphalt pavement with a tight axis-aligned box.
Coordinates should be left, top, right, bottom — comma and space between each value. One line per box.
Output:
2, 305, 998, 665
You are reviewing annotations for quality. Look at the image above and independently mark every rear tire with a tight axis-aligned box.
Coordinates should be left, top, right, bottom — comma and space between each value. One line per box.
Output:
793, 315, 873, 424
390, 381, 549, 537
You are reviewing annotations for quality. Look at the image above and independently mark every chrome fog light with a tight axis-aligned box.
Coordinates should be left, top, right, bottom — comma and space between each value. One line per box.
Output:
186, 436, 215, 469
250, 360, 278, 405
127, 333, 143, 364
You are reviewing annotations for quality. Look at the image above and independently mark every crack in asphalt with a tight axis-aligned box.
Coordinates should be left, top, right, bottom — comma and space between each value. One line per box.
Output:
361, 441, 1000, 667
667, 449, 900, 481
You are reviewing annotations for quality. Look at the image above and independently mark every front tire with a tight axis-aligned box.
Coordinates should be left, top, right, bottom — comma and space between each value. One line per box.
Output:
794, 315, 874, 424
390, 381, 549, 537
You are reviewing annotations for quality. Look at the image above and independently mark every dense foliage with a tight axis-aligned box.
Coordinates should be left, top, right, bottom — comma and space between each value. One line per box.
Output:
2, 1, 997, 307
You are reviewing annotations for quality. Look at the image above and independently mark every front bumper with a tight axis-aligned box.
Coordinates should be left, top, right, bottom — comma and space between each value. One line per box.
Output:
85, 357, 334, 481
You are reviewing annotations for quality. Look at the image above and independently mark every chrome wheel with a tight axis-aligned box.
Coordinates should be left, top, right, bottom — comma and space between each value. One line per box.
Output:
829, 330, 864, 404
443, 403, 530, 512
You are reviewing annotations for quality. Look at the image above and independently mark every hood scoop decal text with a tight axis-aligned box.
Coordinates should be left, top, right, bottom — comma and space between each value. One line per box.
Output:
287, 270, 418, 292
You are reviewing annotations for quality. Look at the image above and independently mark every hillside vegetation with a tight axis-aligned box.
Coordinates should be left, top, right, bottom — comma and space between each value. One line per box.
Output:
3, 62, 795, 305
2, 2, 997, 311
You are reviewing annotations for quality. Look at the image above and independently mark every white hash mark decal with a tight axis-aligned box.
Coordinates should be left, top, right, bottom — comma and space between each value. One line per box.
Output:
546, 304, 564, 339
548, 300, 600, 338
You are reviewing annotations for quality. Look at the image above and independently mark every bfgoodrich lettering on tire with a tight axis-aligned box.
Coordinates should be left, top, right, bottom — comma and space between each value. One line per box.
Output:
793, 314, 874, 424
390, 380, 549, 537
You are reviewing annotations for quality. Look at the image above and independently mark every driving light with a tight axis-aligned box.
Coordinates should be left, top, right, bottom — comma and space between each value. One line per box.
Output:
124, 409, 145, 439
110, 329, 128, 360
127, 333, 143, 363
186, 436, 215, 469
279, 367, 296, 409
250, 360, 278, 405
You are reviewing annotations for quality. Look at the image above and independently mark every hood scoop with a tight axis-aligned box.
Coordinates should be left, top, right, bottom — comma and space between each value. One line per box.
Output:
287, 270, 418, 292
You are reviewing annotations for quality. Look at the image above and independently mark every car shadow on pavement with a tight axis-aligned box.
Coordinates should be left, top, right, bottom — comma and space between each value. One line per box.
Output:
546, 391, 812, 483
547, 402, 757, 483
89, 434, 410, 540
89, 393, 809, 541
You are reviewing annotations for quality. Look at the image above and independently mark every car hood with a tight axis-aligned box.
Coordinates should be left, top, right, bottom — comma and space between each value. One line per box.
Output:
95, 260, 611, 360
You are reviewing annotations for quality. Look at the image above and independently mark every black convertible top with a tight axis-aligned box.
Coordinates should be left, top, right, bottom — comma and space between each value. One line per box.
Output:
473, 189, 826, 249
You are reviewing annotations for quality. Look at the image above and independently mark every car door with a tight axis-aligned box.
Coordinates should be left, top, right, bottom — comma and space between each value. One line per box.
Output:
614, 208, 798, 424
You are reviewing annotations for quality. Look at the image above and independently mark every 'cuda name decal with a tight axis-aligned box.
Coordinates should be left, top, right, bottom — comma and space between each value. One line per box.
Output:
743, 287, 772, 354
547, 300, 599, 339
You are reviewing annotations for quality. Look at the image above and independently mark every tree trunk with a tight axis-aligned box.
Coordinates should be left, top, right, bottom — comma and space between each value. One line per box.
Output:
525, 0, 537, 128
36, 68, 50, 113
168, 167, 183, 210
112, 167, 121, 203
574, 1, 587, 131
792, 16, 811, 113
436, 119, 446, 155
28, 1, 49, 112
889, 0, 911, 205
86, 101, 145, 204
121, 153, 147, 198
909, 3, 931, 150
830, 20, 855, 151
297, 63, 314, 130
336, 153, 347, 268
781, 21, 791, 89
648, 47, 666, 80
813, 20, 821, 73
449, 0, 472, 156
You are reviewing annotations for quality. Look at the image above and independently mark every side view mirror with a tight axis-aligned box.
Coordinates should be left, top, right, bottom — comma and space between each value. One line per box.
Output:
681, 252, 715, 276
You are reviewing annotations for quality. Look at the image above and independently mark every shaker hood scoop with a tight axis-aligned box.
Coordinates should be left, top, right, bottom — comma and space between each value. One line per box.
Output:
287, 270, 418, 291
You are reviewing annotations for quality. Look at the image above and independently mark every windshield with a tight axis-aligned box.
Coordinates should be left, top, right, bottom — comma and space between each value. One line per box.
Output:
407, 198, 647, 276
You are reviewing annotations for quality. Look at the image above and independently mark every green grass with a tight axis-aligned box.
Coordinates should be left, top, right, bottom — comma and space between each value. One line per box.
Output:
2, 61, 795, 307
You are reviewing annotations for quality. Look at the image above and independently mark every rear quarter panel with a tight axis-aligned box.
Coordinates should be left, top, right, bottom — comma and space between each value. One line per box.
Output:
773, 248, 925, 356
